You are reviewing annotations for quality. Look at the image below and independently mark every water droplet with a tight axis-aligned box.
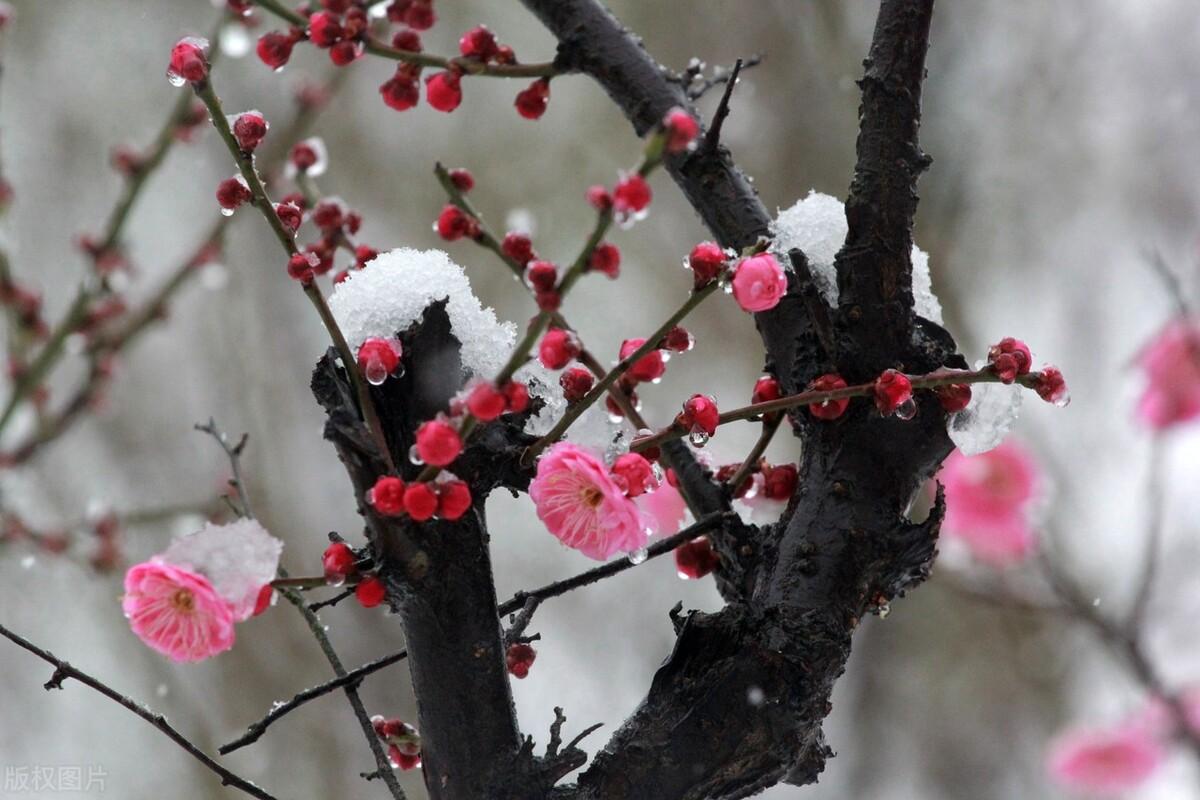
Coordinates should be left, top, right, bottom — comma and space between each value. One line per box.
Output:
1054, 391, 1071, 409
893, 397, 918, 421
628, 547, 648, 565
365, 359, 388, 386
650, 377, 662, 385
220, 206, 235, 217
408, 445, 424, 466
747, 686, 765, 706
166, 70, 187, 88
689, 428, 709, 447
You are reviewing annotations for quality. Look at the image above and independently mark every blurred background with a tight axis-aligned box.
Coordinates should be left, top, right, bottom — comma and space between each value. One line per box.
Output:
2, 0, 1199, 797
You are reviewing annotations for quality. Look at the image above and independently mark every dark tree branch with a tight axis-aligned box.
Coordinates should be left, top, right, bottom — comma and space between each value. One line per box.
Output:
701, 58, 744, 154
678, 55, 763, 102
836, 0, 936, 362
0, 622, 278, 800
519, 1, 961, 797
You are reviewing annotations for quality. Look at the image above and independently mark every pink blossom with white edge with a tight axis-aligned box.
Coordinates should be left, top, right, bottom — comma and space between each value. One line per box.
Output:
1136, 318, 1200, 430
731, 253, 788, 313
162, 518, 283, 621
122, 561, 235, 662
529, 443, 648, 561
1046, 723, 1166, 795
940, 441, 1039, 566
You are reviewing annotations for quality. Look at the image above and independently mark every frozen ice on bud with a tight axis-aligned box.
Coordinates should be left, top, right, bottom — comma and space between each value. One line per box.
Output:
610, 452, 657, 498
231, 111, 268, 153
502, 231, 535, 266
559, 366, 594, 403
286, 251, 320, 283
257, 30, 298, 71
307, 10, 343, 47
436, 480, 472, 520
538, 328, 580, 370
752, 375, 782, 404
415, 419, 462, 467
465, 381, 506, 421
1035, 366, 1070, 408
612, 173, 651, 225
448, 168, 474, 192
287, 137, 328, 177
662, 107, 700, 153
403, 483, 438, 521
506, 642, 536, 678
525, 260, 558, 292
678, 394, 719, 438
380, 71, 420, 111
355, 576, 386, 608
458, 25, 498, 60
357, 337, 403, 385
369, 476, 407, 516
436, 204, 473, 241
322, 542, 356, 585
514, 78, 550, 120
687, 241, 727, 289
275, 202, 303, 234
894, 396, 918, 421
588, 242, 620, 278
585, 185, 612, 212
425, 71, 463, 113
873, 370, 913, 417
936, 383, 973, 413
620, 338, 666, 383
675, 536, 719, 580
988, 337, 1033, 384
664, 326, 694, 353
392, 29, 422, 52
215, 175, 251, 214
168, 37, 209, 86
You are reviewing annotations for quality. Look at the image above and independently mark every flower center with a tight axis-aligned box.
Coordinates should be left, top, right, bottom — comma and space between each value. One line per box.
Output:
169, 588, 195, 613
580, 486, 604, 509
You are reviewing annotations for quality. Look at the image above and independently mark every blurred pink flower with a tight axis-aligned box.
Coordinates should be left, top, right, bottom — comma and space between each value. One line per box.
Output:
1047, 724, 1165, 795
122, 561, 235, 662
1136, 318, 1200, 430
940, 441, 1039, 565
638, 480, 688, 536
529, 443, 647, 560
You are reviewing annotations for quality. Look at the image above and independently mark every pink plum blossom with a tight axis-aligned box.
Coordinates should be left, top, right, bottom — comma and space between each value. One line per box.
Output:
122, 561, 236, 662
940, 441, 1039, 565
1046, 723, 1165, 795
1136, 318, 1200, 430
638, 480, 688, 537
731, 253, 788, 312
529, 443, 648, 560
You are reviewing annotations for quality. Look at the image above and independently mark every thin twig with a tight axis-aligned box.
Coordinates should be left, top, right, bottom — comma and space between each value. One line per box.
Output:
725, 413, 784, 498
1129, 436, 1164, 630
702, 58, 743, 154
221, 511, 732, 752
0, 621, 279, 800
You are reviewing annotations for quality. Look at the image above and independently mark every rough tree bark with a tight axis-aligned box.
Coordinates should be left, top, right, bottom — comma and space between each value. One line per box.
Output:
313, 1, 970, 798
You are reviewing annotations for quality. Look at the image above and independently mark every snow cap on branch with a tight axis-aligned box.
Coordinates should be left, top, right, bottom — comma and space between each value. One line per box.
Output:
770, 191, 943, 324
329, 248, 516, 379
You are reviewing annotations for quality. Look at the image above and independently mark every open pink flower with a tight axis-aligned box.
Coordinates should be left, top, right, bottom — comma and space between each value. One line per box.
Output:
122, 561, 235, 662
940, 441, 1039, 565
1136, 318, 1200, 430
1047, 723, 1165, 795
529, 443, 647, 560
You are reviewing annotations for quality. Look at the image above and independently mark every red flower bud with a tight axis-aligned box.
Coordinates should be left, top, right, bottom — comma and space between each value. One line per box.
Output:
403, 482, 438, 521
988, 337, 1033, 384
585, 185, 612, 212
466, 381, 506, 421
678, 394, 719, 438
448, 168, 474, 192
506, 642, 537, 679
322, 542, 357, 584
620, 338, 666, 383
752, 375, 782, 404
525, 260, 558, 292
610, 452, 657, 497
538, 328, 580, 370
662, 107, 700, 153
415, 419, 462, 467
368, 475, 407, 516
1034, 365, 1070, 407
355, 576, 386, 608
588, 242, 620, 278
935, 383, 972, 413
501, 231, 535, 265
675, 536, 720, 580
873, 369, 914, 417
808, 373, 849, 420
514, 78, 550, 120
168, 37, 208, 85
687, 241, 727, 289
425, 71, 463, 113
256, 31, 296, 70
559, 367, 594, 403
436, 480, 472, 520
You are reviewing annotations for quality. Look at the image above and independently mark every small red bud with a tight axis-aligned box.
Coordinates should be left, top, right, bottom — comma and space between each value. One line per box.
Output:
662, 107, 700, 153
538, 328, 581, 370
675, 536, 720, 580
466, 381, 506, 421
307, 11, 343, 48
525, 260, 558, 292
232, 111, 268, 152
752, 375, 782, 404
436, 204, 473, 241
514, 79, 550, 120
503, 381, 530, 413
392, 29, 422, 52
436, 480, 472, 521
216, 176, 252, 212
559, 367, 594, 403
425, 71, 463, 113
355, 576, 386, 608
807, 374, 849, 420
588, 242, 620, 278
678, 394, 719, 438
501, 231, 536, 265
257, 30, 297, 70
585, 185, 612, 212
322, 542, 357, 584
403, 483, 438, 522
873, 370, 914, 417
935, 383, 972, 413
415, 419, 462, 467
687, 241, 727, 288
506, 642, 537, 679
368, 475, 407, 516
168, 37, 209, 85
620, 338, 666, 383
448, 168, 474, 192
458, 26, 498, 60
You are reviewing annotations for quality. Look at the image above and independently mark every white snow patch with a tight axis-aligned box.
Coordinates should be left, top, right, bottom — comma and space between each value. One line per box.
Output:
770, 191, 943, 324
948, 365, 1023, 455
163, 518, 282, 622
329, 248, 517, 380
